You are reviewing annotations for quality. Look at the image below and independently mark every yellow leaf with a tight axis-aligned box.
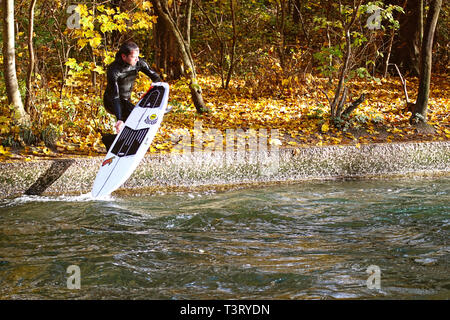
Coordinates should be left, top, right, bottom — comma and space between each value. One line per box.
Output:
103, 55, 115, 65
321, 123, 330, 133
0, 145, 8, 154
330, 137, 342, 144
346, 133, 355, 139
77, 38, 89, 49
105, 7, 115, 15
78, 4, 88, 16
93, 65, 105, 74
89, 36, 102, 48
142, 1, 152, 10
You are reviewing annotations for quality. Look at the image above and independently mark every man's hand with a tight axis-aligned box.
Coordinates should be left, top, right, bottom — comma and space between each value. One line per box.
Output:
115, 120, 124, 134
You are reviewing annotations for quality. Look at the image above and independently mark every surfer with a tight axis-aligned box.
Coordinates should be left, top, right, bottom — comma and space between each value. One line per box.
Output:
101, 41, 162, 150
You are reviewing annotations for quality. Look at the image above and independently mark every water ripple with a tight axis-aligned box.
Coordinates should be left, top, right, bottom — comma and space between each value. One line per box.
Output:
0, 177, 448, 299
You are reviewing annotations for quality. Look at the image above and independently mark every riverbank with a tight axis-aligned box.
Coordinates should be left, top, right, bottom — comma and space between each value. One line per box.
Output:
1, 74, 449, 161
0, 141, 448, 199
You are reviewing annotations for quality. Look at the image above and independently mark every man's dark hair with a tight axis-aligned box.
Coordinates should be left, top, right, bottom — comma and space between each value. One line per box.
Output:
116, 41, 139, 59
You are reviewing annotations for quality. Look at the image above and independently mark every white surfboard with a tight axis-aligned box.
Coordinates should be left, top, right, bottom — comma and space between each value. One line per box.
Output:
91, 82, 170, 198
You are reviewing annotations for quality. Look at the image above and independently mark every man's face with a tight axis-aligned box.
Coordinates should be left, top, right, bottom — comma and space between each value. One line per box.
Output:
122, 49, 139, 66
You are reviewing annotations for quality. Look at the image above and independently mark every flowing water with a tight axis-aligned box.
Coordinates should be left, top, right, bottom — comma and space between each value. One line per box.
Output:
0, 177, 448, 300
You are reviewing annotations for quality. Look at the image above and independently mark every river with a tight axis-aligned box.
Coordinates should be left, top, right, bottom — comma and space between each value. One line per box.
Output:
0, 177, 448, 299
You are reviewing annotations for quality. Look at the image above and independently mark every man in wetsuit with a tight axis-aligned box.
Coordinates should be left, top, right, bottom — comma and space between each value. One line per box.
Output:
102, 41, 162, 150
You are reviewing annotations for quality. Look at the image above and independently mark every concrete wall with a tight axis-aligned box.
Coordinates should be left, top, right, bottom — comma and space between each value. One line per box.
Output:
0, 141, 449, 199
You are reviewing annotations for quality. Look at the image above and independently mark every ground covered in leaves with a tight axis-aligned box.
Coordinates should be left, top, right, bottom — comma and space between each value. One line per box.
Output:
0, 73, 448, 162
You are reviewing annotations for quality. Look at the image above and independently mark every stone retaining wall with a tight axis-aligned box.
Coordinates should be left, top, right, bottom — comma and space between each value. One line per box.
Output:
0, 141, 448, 199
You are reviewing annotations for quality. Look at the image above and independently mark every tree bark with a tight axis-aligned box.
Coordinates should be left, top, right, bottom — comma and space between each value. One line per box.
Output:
418, 0, 424, 51
152, 0, 209, 113
225, 0, 237, 89
185, 0, 192, 45
330, 27, 352, 118
25, 0, 37, 115
411, 0, 442, 123
391, 0, 421, 75
2, 0, 30, 125
383, 29, 395, 78
154, 1, 184, 79
329, 1, 363, 120
330, 1, 360, 118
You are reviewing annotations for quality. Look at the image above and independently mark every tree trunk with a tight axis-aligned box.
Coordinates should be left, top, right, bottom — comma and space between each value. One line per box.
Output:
2, 0, 30, 125
411, 0, 442, 123
329, 1, 363, 120
154, 2, 184, 79
383, 29, 395, 78
91, 0, 97, 89
25, 0, 37, 115
391, 0, 422, 75
185, 0, 192, 45
418, 0, 424, 50
330, 27, 352, 118
152, 0, 209, 113
225, 0, 237, 89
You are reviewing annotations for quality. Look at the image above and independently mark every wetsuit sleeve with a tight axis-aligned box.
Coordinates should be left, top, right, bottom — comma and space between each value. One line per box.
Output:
137, 59, 162, 82
112, 98, 123, 121
107, 67, 123, 120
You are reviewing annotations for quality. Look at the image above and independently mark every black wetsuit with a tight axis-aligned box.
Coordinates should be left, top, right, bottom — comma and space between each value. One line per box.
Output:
102, 54, 161, 150
104, 54, 161, 121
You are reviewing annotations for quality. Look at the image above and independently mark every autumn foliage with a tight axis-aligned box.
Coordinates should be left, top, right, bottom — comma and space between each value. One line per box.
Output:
0, 0, 448, 161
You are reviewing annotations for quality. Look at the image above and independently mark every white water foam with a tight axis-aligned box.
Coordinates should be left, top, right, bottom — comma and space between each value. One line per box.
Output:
1, 192, 115, 207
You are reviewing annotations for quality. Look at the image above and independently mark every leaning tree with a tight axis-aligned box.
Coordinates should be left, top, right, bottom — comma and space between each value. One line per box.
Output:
151, 0, 209, 114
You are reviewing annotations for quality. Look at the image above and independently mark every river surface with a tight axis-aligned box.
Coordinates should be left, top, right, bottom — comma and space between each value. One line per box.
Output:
0, 177, 448, 299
